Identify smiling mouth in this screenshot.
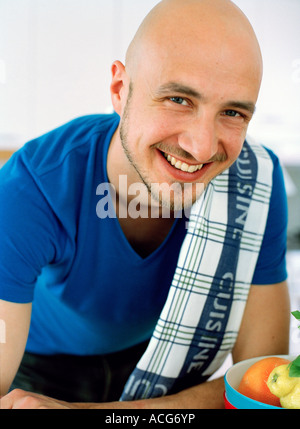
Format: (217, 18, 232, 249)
(163, 153, 204, 173)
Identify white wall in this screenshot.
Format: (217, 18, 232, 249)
(0, 0, 299, 165)
(0, 0, 160, 147)
(233, 0, 300, 164)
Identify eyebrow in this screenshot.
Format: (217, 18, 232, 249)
(223, 100, 256, 115)
(156, 82, 256, 115)
(156, 82, 203, 100)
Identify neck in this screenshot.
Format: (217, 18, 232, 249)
(106, 129, 178, 257)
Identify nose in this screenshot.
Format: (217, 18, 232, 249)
(177, 114, 218, 163)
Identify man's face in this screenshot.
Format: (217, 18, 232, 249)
(116, 32, 260, 211)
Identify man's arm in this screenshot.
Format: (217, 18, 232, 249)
(83, 280, 291, 409)
(0, 299, 31, 397)
(232, 281, 290, 362)
(0, 280, 290, 409)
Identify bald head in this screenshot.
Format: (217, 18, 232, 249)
(125, 0, 263, 86)
(108, 0, 264, 210)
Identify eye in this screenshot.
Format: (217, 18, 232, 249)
(169, 97, 189, 106)
(223, 110, 243, 118)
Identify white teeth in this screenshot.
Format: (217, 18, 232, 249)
(164, 153, 203, 173)
(187, 164, 199, 173)
(180, 162, 189, 172)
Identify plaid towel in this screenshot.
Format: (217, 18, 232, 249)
(121, 139, 273, 400)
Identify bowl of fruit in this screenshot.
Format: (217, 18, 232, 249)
(224, 311, 300, 409)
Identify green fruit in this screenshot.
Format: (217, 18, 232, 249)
(267, 364, 300, 409)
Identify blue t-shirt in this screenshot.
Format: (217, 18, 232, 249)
(0, 114, 288, 355)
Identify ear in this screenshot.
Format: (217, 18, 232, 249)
(110, 60, 128, 115)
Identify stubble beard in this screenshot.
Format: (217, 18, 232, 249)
(119, 84, 203, 214)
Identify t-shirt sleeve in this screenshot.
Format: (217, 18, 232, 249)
(251, 149, 288, 285)
(0, 153, 64, 303)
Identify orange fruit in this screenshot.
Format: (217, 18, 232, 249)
(238, 356, 291, 407)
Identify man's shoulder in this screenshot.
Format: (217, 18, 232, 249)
(20, 113, 119, 176)
(244, 135, 280, 167)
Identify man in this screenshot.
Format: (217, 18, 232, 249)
(0, 0, 290, 409)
